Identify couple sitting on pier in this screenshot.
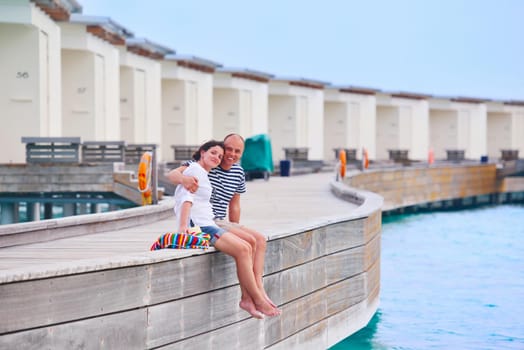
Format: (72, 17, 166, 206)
(167, 134, 281, 319)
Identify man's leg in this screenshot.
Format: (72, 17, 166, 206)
(214, 231, 279, 317)
(216, 220, 278, 308)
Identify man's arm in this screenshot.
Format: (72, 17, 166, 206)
(167, 166, 198, 192)
(228, 193, 241, 223)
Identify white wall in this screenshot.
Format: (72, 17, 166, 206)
(213, 88, 238, 138)
(60, 22, 120, 141)
(376, 95, 429, 160)
(61, 50, 95, 139)
(429, 109, 457, 159)
(513, 108, 524, 156)
(487, 103, 524, 159)
(456, 102, 487, 160)
(161, 61, 213, 161)
(119, 48, 162, 158)
(324, 101, 347, 161)
(268, 82, 324, 162)
(359, 95, 377, 160)
(487, 111, 512, 159)
(268, 95, 295, 162)
(324, 90, 377, 161)
(376, 106, 397, 160)
(429, 99, 487, 160)
(0, 1, 61, 163)
(413, 101, 430, 160)
(213, 73, 269, 138)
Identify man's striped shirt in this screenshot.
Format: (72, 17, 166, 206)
(182, 161, 246, 219)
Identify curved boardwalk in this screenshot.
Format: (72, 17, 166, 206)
(0, 171, 381, 350)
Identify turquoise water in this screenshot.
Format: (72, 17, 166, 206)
(331, 204, 524, 350)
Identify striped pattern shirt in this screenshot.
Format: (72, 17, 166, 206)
(183, 161, 246, 219)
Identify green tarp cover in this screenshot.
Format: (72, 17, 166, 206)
(241, 134, 274, 172)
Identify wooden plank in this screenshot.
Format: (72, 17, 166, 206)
(0, 309, 147, 350)
(364, 233, 381, 271)
(325, 274, 366, 315)
(264, 281, 327, 347)
(267, 319, 328, 350)
(82, 142, 125, 163)
(266, 258, 326, 306)
(0, 266, 149, 333)
(265, 229, 324, 273)
(324, 294, 379, 348)
(325, 246, 364, 284)
(324, 219, 365, 254)
(147, 285, 247, 348)
(149, 252, 239, 304)
(154, 314, 264, 350)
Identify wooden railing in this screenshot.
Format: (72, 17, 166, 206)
(171, 145, 199, 161)
(21, 137, 81, 164)
(446, 149, 465, 162)
(283, 147, 308, 161)
(82, 141, 125, 163)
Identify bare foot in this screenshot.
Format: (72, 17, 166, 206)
(263, 291, 278, 308)
(239, 300, 264, 319)
(255, 300, 280, 317)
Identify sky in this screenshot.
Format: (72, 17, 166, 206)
(80, 0, 524, 101)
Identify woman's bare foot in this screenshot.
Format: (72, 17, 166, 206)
(239, 300, 264, 319)
(255, 300, 280, 317)
(263, 291, 278, 308)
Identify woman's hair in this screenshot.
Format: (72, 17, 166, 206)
(192, 140, 225, 160)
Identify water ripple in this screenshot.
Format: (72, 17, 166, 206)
(331, 204, 524, 350)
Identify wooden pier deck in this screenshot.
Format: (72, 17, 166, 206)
(0, 171, 384, 350)
(0, 171, 358, 281)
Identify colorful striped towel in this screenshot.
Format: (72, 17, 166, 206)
(150, 227, 211, 251)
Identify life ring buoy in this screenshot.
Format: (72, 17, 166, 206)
(428, 148, 435, 165)
(339, 149, 347, 179)
(138, 151, 152, 205)
(362, 148, 369, 170)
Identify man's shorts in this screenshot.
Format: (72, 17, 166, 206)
(200, 225, 227, 246)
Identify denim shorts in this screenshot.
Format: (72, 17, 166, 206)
(200, 225, 227, 245)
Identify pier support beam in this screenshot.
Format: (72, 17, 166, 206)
(63, 203, 76, 217)
(1, 203, 19, 224)
(90, 203, 102, 214)
(44, 203, 53, 220)
(27, 203, 41, 221)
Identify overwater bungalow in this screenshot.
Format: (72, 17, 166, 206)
(60, 14, 129, 141)
(268, 77, 328, 163)
(428, 96, 487, 161)
(324, 85, 379, 161)
(486, 100, 524, 161)
(120, 37, 173, 161)
(0, 0, 75, 163)
(375, 91, 430, 161)
(213, 67, 273, 139)
(160, 54, 221, 162)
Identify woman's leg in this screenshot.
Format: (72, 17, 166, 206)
(214, 232, 279, 317)
(227, 225, 278, 308)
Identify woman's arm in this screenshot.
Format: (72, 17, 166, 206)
(178, 201, 193, 233)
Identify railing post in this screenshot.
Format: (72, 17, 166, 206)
(152, 146, 158, 205)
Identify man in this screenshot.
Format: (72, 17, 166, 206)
(167, 134, 279, 317)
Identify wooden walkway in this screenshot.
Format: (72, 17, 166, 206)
(0, 172, 358, 280)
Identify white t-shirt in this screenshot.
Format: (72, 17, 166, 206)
(173, 162, 215, 228)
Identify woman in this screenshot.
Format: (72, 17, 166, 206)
(174, 140, 280, 318)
